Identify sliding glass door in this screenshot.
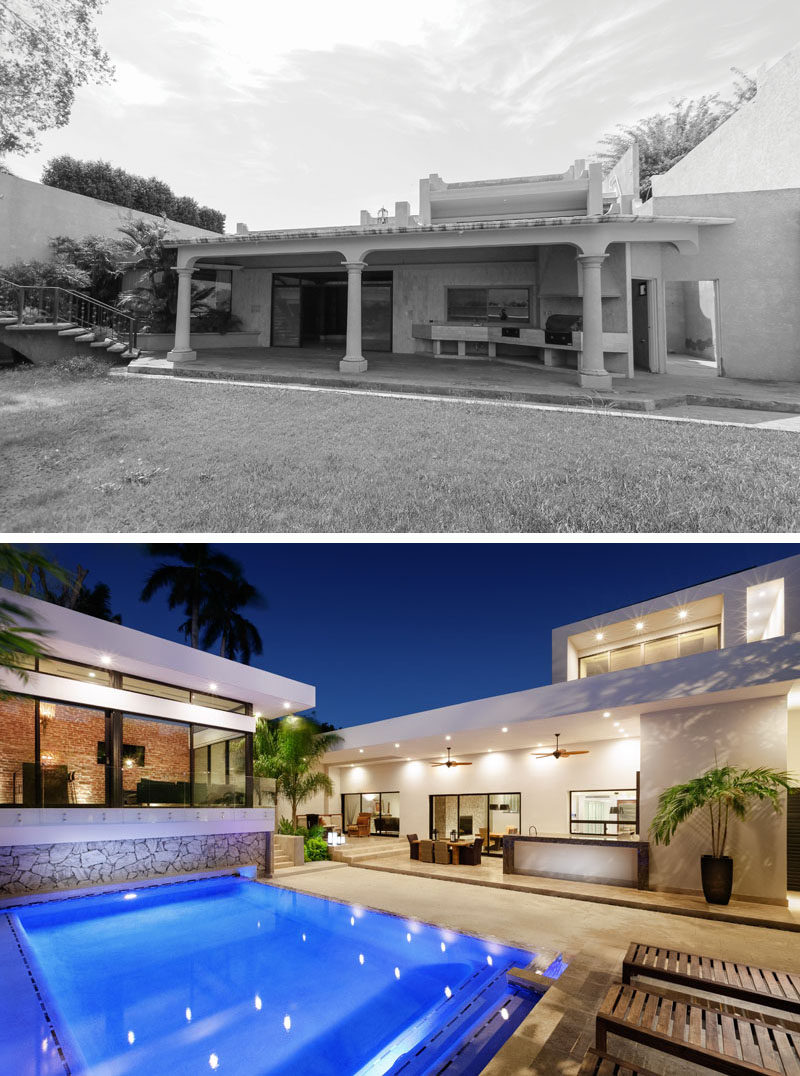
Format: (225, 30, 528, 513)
(341, 791, 401, 836)
(429, 792, 521, 856)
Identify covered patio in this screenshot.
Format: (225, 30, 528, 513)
(144, 210, 733, 392)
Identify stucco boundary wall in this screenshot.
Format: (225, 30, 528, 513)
(0, 173, 220, 265)
(0, 831, 270, 896)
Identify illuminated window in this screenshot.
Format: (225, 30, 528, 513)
(747, 579, 784, 642)
(579, 625, 720, 677)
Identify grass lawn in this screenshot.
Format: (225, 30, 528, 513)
(2, 363, 799, 533)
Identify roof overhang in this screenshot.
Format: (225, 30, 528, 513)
(0, 589, 315, 718)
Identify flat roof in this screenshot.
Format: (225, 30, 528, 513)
(169, 213, 735, 248)
(0, 589, 315, 716)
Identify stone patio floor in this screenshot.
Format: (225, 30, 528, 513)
(271, 860, 800, 1076)
(121, 346, 800, 424)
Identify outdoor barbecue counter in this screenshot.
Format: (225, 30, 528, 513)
(502, 832, 650, 890)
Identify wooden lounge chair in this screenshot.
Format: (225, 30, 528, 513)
(407, 833, 420, 860)
(596, 981, 800, 1074)
(578, 1048, 660, 1076)
(623, 943, 800, 1016)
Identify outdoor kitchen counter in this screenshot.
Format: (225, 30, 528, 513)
(503, 833, 650, 890)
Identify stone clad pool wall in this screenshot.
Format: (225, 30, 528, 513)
(0, 831, 269, 895)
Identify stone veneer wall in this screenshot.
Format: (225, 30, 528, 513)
(0, 831, 269, 895)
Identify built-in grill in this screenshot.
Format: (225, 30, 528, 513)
(545, 314, 582, 346)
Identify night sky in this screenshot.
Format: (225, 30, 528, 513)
(18, 542, 800, 729)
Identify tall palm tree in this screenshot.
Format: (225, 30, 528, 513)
(141, 544, 250, 649)
(0, 546, 66, 698)
(198, 568, 264, 663)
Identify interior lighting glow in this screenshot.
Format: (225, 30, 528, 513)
(88, 671, 96, 678)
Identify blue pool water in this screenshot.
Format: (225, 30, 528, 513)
(13, 877, 547, 1076)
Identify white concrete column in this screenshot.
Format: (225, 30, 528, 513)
(167, 266, 197, 363)
(577, 253, 611, 389)
(340, 260, 368, 373)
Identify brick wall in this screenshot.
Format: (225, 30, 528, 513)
(0, 697, 35, 804)
(40, 701, 106, 804)
(121, 716, 191, 797)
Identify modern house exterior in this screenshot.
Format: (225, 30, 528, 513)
(311, 555, 800, 907)
(0, 590, 315, 895)
(148, 40, 800, 386)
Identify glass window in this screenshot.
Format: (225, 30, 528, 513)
(121, 675, 191, 705)
(447, 287, 530, 324)
(192, 724, 247, 806)
(40, 700, 107, 806)
(679, 626, 719, 657)
(644, 636, 679, 665)
(122, 714, 191, 806)
(488, 793, 520, 852)
(39, 656, 111, 686)
(570, 789, 637, 835)
(190, 691, 247, 714)
(580, 653, 609, 678)
(0, 695, 36, 806)
(609, 644, 642, 673)
(191, 268, 233, 332)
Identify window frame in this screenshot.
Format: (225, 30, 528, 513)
(578, 623, 721, 678)
(445, 285, 533, 326)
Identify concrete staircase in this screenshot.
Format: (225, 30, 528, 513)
(330, 836, 404, 865)
(273, 847, 295, 871)
(0, 316, 141, 362)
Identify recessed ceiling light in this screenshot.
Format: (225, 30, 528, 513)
(359, 748, 364, 753)
(501, 727, 508, 733)
(100, 654, 112, 665)
(759, 590, 766, 597)
(537, 742, 543, 747)
(678, 610, 688, 620)
(635, 622, 644, 631)
(753, 611, 760, 618)
(595, 632, 604, 641)
(283, 701, 292, 709)
(209, 682, 218, 691)
(254, 711, 262, 718)
(487, 748, 493, 753)
(394, 743, 400, 748)
(603, 711, 611, 718)
(445, 735, 451, 741)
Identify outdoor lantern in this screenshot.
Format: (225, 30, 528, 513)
(432, 828, 438, 841)
(327, 831, 335, 846)
(377, 206, 389, 225)
(450, 829, 457, 842)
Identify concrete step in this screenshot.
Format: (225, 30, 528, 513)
(106, 342, 127, 354)
(0, 316, 18, 325)
(58, 326, 84, 337)
(90, 338, 114, 348)
(74, 332, 95, 343)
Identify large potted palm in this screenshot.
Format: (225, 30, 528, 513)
(650, 764, 795, 905)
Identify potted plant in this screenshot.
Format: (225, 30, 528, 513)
(650, 764, 795, 905)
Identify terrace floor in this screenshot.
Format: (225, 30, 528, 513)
(271, 861, 800, 1076)
(121, 346, 800, 426)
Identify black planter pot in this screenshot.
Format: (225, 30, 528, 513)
(701, 855, 733, 904)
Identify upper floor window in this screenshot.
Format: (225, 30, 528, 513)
(579, 624, 720, 678)
(746, 579, 784, 642)
(446, 287, 531, 324)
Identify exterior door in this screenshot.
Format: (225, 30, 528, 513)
(271, 277, 301, 347)
(631, 279, 651, 370)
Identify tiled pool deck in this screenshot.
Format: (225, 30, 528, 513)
(272, 860, 800, 1075)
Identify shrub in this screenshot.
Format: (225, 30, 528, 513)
(41, 155, 226, 233)
(304, 836, 329, 862)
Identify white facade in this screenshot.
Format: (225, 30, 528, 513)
(315, 556, 800, 906)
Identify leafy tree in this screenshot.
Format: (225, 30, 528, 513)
(0, 1, 114, 156)
(49, 234, 126, 305)
(41, 155, 226, 232)
(253, 715, 343, 829)
(0, 546, 68, 698)
(141, 543, 250, 650)
(1, 551, 121, 623)
(115, 217, 178, 332)
(650, 763, 795, 857)
(197, 567, 264, 664)
(597, 69, 757, 200)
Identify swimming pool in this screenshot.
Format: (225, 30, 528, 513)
(11, 876, 558, 1076)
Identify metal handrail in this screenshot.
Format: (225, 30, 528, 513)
(0, 277, 138, 353)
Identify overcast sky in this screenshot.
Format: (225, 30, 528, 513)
(10, 0, 800, 229)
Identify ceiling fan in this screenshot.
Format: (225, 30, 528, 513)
(531, 733, 589, 760)
(431, 746, 472, 768)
